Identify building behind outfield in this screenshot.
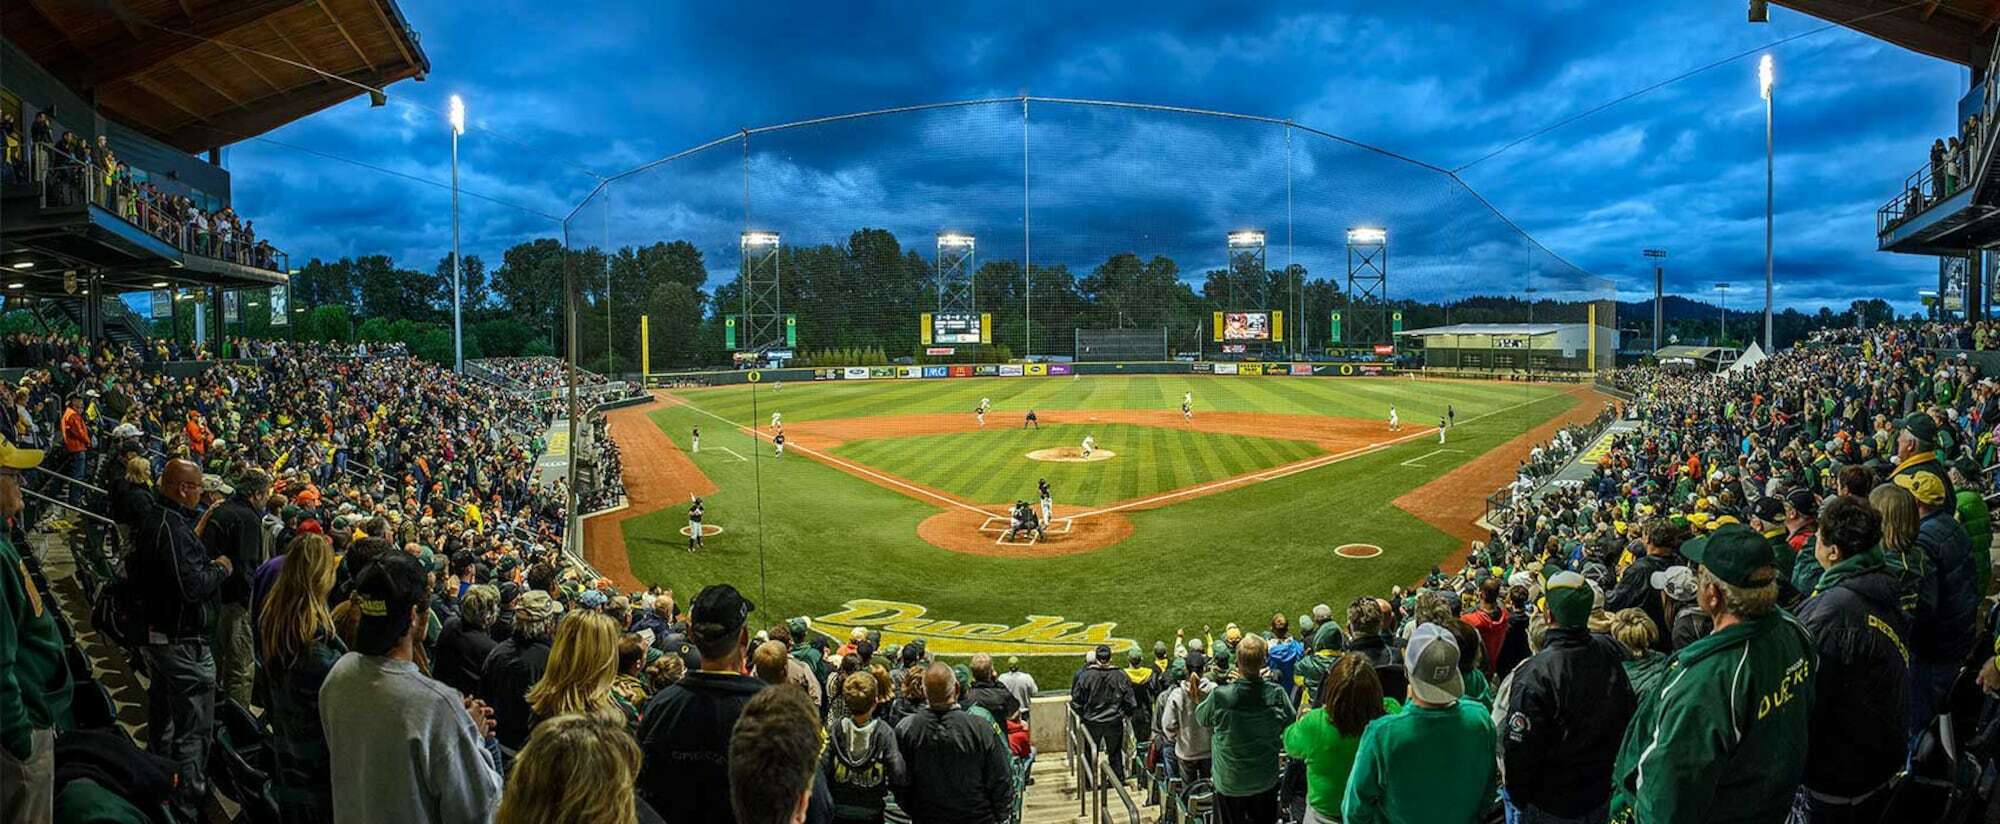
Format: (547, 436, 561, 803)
(1396, 323, 1617, 373)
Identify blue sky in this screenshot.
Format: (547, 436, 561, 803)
(223, 0, 1967, 312)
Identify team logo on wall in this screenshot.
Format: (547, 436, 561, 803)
(811, 599, 1138, 657)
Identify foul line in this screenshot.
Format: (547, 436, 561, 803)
(660, 395, 1003, 519)
(1399, 448, 1466, 467)
(715, 446, 750, 462)
(1069, 392, 1573, 520)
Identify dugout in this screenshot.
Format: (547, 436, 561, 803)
(1397, 323, 1615, 373)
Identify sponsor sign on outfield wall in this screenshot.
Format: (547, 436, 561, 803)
(1213, 363, 1240, 374)
(922, 366, 949, 378)
(1290, 363, 1313, 375)
(974, 364, 1000, 377)
(1049, 363, 1074, 376)
(899, 366, 922, 379)
(1025, 363, 1048, 376)
(1189, 363, 1214, 374)
(998, 364, 1025, 376)
(1237, 362, 1265, 376)
(843, 367, 872, 380)
(870, 366, 895, 378)
(950, 365, 973, 377)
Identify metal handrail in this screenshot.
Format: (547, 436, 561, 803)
(21, 487, 116, 526)
(33, 465, 107, 496)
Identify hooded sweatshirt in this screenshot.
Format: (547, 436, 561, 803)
(823, 715, 907, 822)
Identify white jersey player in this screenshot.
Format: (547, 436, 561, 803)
(1081, 434, 1097, 458)
(1388, 406, 1400, 432)
(977, 397, 991, 427)
(770, 411, 782, 429)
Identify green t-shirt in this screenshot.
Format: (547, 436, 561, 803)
(1193, 675, 1294, 796)
(1342, 700, 1497, 824)
(1282, 697, 1402, 818)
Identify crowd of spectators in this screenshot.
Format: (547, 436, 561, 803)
(475, 357, 610, 392)
(1888, 111, 1986, 228)
(2, 111, 282, 271)
(16, 316, 2000, 824)
(579, 414, 627, 514)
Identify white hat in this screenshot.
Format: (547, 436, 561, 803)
(111, 423, 142, 439)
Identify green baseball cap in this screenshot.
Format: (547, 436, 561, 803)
(1901, 412, 1938, 445)
(1543, 568, 1593, 628)
(1680, 523, 1777, 588)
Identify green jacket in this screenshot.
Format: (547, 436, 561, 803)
(0, 534, 72, 759)
(1956, 489, 1993, 599)
(1611, 610, 1815, 824)
(1282, 697, 1401, 819)
(1342, 700, 1497, 824)
(1193, 674, 1293, 796)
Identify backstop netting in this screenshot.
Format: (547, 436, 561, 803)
(557, 97, 1617, 649)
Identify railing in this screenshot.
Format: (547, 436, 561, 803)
(1064, 706, 1142, 824)
(28, 144, 289, 274)
(1878, 31, 2000, 237)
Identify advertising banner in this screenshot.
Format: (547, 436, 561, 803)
(1372, 344, 1395, 355)
(899, 366, 921, 379)
(974, 364, 1000, 377)
(1048, 363, 1074, 376)
(922, 366, 949, 378)
(949, 365, 973, 377)
(1238, 362, 1264, 375)
(1214, 363, 1240, 375)
(997, 364, 1025, 376)
(1189, 362, 1214, 374)
(1290, 363, 1313, 375)
(270, 285, 288, 326)
(870, 366, 895, 378)
(1222, 344, 1247, 354)
(925, 347, 956, 356)
(815, 368, 837, 381)
(843, 367, 871, 380)
(1222, 312, 1272, 341)
(1025, 363, 1048, 376)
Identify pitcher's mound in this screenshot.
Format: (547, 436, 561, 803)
(1026, 447, 1117, 463)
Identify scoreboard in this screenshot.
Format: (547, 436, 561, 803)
(921, 311, 991, 345)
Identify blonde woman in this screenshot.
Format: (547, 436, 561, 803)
(525, 612, 626, 732)
(255, 533, 344, 824)
(1870, 483, 1927, 618)
(1608, 608, 1667, 698)
(496, 714, 646, 824)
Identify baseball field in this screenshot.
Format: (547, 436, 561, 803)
(582, 373, 1606, 683)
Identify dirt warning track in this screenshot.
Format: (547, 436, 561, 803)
(581, 400, 716, 590)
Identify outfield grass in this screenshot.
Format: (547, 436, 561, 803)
(620, 375, 1573, 685)
(674, 373, 1555, 426)
(832, 422, 1323, 506)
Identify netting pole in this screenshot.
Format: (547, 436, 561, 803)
(740, 127, 769, 615)
(1286, 122, 1296, 356)
(603, 186, 612, 376)
(1022, 96, 1032, 360)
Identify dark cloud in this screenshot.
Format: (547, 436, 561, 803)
(232, 1, 1959, 313)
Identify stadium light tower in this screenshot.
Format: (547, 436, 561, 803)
(1760, 54, 1775, 352)
(937, 232, 975, 316)
(1227, 230, 1268, 315)
(1345, 228, 1388, 348)
(1643, 249, 1667, 353)
(740, 231, 783, 352)
(448, 94, 465, 373)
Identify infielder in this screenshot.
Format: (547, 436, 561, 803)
(976, 397, 991, 427)
(1438, 417, 1447, 444)
(1447, 404, 1456, 428)
(1388, 405, 1400, 432)
(1081, 434, 1096, 458)
(1025, 408, 1039, 429)
(770, 411, 782, 429)
(687, 496, 705, 551)
(1038, 478, 1053, 525)
(1181, 395, 1193, 423)
(773, 429, 786, 459)
(691, 426, 700, 453)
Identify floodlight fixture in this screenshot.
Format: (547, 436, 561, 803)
(1758, 54, 1774, 101)
(448, 94, 466, 136)
(1227, 230, 1266, 247)
(9, 261, 32, 269)
(5, 283, 21, 290)
(1346, 227, 1387, 244)
(151, 281, 169, 288)
(937, 232, 975, 248)
(741, 231, 782, 248)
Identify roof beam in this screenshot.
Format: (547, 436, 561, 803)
(1983, 0, 2000, 32)
(48, 0, 310, 91)
(362, 0, 418, 71)
(180, 62, 247, 108)
(1773, 0, 1977, 65)
(1923, 0, 1946, 21)
(314, 0, 376, 73)
(130, 74, 208, 124)
(265, 18, 328, 87)
(21, 0, 84, 52)
(224, 44, 286, 95)
(160, 67, 412, 150)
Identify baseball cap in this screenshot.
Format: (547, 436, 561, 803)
(578, 589, 609, 610)
(1901, 412, 1939, 445)
(787, 616, 810, 639)
(516, 590, 560, 622)
(689, 584, 755, 643)
(1681, 523, 1777, 588)
(1007, 655, 1021, 669)
(0, 438, 44, 470)
(853, 639, 876, 663)
(1752, 496, 1785, 523)
(1784, 488, 1816, 517)
(111, 422, 142, 439)
(352, 553, 429, 656)
(1895, 470, 1948, 506)
(1094, 643, 1112, 663)
(1650, 565, 1698, 601)
(202, 474, 235, 496)
(1543, 570, 1594, 628)
(1405, 623, 1465, 704)
(1184, 650, 1209, 677)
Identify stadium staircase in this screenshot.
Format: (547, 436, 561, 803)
(39, 294, 153, 350)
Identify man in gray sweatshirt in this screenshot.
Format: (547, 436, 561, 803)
(321, 552, 503, 824)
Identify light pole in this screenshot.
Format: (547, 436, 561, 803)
(449, 94, 465, 373)
(1760, 54, 1775, 352)
(1715, 282, 1729, 345)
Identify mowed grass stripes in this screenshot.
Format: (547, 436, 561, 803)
(674, 374, 1561, 426)
(829, 423, 1321, 507)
